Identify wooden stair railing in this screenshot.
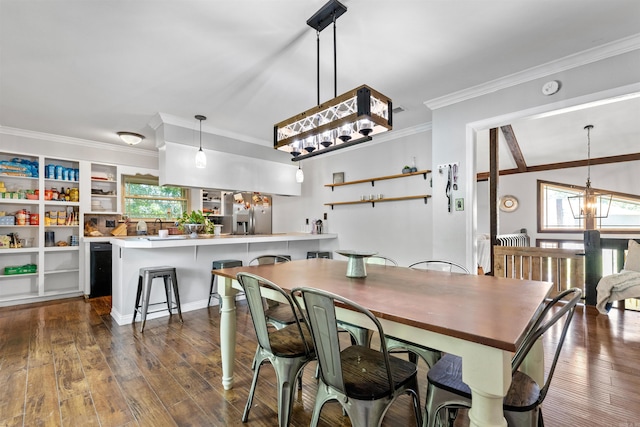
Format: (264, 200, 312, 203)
(493, 246, 585, 299)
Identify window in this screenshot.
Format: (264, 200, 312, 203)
(538, 180, 640, 233)
(122, 175, 188, 220)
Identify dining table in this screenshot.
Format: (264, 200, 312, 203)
(212, 257, 552, 427)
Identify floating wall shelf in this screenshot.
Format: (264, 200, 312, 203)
(324, 169, 431, 191)
(325, 195, 431, 209)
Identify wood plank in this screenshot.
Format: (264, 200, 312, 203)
(324, 169, 430, 187)
(24, 363, 61, 427)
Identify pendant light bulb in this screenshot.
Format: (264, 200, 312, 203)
(195, 115, 207, 169)
(296, 164, 304, 183)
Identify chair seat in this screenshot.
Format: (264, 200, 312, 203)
(265, 302, 304, 326)
(427, 354, 540, 411)
(268, 323, 314, 357)
(341, 345, 418, 400)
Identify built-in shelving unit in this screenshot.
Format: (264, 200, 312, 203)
(324, 169, 432, 209)
(89, 163, 119, 214)
(0, 151, 83, 305)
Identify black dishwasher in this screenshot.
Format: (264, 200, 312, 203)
(90, 242, 112, 297)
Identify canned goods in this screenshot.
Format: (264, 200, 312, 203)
(30, 213, 39, 225)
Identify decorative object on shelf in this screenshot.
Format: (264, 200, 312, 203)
(402, 166, 411, 174)
(195, 115, 207, 169)
(335, 250, 377, 278)
(332, 172, 344, 184)
(117, 131, 145, 146)
(273, 0, 392, 161)
(567, 125, 612, 230)
(499, 195, 519, 212)
(295, 163, 304, 183)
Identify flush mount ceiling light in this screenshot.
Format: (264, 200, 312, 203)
(567, 125, 612, 230)
(274, 0, 392, 161)
(195, 115, 207, 169)
(117, 131, 145, 145)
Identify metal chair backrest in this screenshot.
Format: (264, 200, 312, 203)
(294, 287, 394, 396)
(511, 287, 581, 403)
(366, 255, 398, 266)
(249, 255, 291, 266)
(237, 272, 309, 355)
(408, 260, 469, 274)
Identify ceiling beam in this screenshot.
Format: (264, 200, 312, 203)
(500, 125, 527, 172)
(477, 152, 640, 181)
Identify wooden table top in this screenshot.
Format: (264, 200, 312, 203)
(213, 258, 552, 352)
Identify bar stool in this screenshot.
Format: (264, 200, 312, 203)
(209, 259, 243, 311)
(307, 251, 331, 259)
(133, 266, 183, 333)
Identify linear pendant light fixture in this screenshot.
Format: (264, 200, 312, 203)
(567, 125, 612, 230)
(195, 115, 207, 169)
(274, 0, 392, 161)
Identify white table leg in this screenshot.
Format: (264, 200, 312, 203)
(219, 276, 238, 390)
(519, 337, 544, 385)
(462, 346, 511, 427)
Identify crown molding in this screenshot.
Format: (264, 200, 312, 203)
(425, 33, 640, 110)
(0, 126, 158, 157)
(151, 112, 270, 147)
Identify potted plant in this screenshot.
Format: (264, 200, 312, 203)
(177, 210, 210, 238)
(402, 165, 412, 174)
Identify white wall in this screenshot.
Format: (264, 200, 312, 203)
(273, 126, 433, 266)
(432, 50, 640, 271)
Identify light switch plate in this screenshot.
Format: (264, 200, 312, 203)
(455, 198, 464, 211)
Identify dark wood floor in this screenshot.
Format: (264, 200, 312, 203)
(1, 297, 639, 426)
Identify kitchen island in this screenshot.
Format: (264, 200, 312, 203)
(109, 233, 337, 325)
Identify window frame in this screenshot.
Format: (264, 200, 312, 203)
(537, 179, 640, 234)
(121, 174, 189, 221)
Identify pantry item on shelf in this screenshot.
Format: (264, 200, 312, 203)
(0, 235, 12, 249)
(91, 171, 109, 180)
(56, 240, 68, 246)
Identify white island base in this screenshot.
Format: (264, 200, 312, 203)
(109, 233, 337, 325)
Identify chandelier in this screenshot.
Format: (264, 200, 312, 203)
(274, 0, 392, 161)
(567, 125, 612, 230)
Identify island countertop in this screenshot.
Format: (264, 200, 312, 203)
(108, 232, 337, 248)
(108, 232, 338, 325)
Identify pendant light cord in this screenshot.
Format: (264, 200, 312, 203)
(333, 13, 337, 98)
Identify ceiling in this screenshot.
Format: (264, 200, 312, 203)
(1, 0, 639, 172)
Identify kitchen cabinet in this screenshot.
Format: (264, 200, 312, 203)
(324, 169, 431, 208)
(0, 151, 82, 305)
(201, 189, 225, 217)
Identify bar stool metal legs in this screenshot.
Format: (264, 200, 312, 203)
(133, 266, 183, 332)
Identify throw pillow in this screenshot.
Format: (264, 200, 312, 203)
(623, 239, 640, 272)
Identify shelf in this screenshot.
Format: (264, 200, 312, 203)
(44, 246, 80, 252)
(325, 169, 431, 190)
(0, 224, 39, 228)
(325, 195, 431, 209)
(0, 174, 38, 181)
(0, 272, 38, 280)
(0, 198, 40, 205)
(44, 268, 80, 275)
(0, 248, 39, 254)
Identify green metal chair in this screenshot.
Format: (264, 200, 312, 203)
(294, 286, 422, 427)
(236, 272, 314, 427)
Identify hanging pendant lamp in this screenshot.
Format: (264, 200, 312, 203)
(567, 125, 612, 230)
(296, 163, 304, 183)
(273, 0, 392, 161)
(195, 115, 207, 169)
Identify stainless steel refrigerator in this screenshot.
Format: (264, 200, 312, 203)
(225, 192, 272, 235)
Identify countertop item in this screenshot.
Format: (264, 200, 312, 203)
(335, 250, 377, 278)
